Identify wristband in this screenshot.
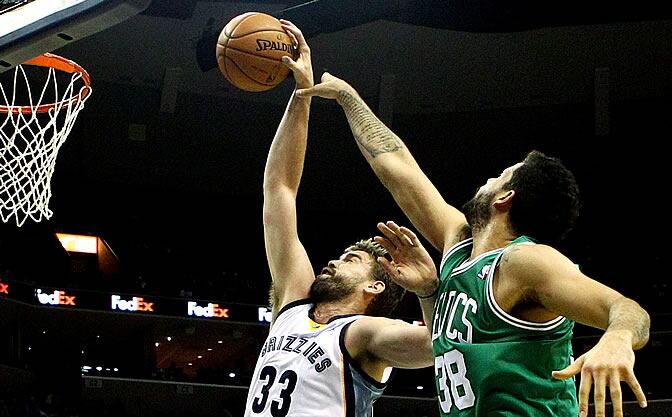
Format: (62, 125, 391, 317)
(417, 286, 439, 299)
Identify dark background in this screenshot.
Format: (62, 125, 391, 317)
(1, 1, 671, 416)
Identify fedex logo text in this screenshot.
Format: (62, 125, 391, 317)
(257, 307, 272, 323)
(111, 295, 154, 312)
(187, 302, 228, 318)
(0, 283, 8, 295)
(36, 289, 76, 306)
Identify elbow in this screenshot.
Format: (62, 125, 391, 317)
(422, 340, 434, 367)
(262, 179, 295, 200)
(262, 186, 296, 225)
(634, 308, 651, 350)
(374, 163, 402, 190)
(263, 173, 298, 198)
(628, 298, 651, 350)
(262, 173, 282, 195)
(414, 329, 435, 368)
(419, 351, 434, 368)
(610, 297, 652, 351)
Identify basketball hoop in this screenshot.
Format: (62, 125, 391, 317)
(0, 53, 92, 227)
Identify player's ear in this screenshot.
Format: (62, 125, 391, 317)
(493, 189, 515, 212)
(365, 280, 385, 295)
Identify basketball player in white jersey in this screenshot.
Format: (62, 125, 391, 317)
(244, 20, 436, 417)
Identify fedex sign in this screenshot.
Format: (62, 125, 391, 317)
(36, 289, 76, 306)
(0, 282, 8, 295)
(187, 301, 228, 318)
(257, 307, 272, 324)
(111, 295, 154, 312)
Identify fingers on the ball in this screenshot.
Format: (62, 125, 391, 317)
(291, 24, 306, 44)
(280, 21, 306, 48)
(281, 56, 296, 69)
(282, 25, 299, 45)
(280, 22, 298, 40)
(279, 19, 296, 31)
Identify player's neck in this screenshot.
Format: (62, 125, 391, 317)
(312, 299, 364, 324)
(470, 218, 516, 259)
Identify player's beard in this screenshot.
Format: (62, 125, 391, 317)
(310, 272, 358, 304)
(462, 190, 495, 233)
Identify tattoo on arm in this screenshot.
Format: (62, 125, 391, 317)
(500, 245, 520, 265)
(338, 90, 403, 157)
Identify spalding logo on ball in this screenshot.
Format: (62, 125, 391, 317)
(216, 12, 298, 92)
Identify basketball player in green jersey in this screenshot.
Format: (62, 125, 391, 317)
(297, 74, 651, 417)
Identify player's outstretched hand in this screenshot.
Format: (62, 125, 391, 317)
(374, 221, 438, 298)
(552, 331, 647, 417)
(295, 72, 355, 104)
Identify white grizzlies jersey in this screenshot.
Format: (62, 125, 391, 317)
(244, 300, 390, 417)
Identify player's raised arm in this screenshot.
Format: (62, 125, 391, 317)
(296, 73, 468, 254)
(262, 20, 315, 319)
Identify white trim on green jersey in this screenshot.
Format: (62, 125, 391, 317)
(484, 243, 567, 331)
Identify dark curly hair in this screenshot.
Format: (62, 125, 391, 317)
(346, 238, 406, 317)
(505, 150, 581, 245)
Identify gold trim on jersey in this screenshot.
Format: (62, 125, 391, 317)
(309, 318, 327, 331)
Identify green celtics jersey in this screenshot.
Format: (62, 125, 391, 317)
(430, 236, 577, 417)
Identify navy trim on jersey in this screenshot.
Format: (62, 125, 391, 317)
(339, 321, 387, 390)
(327, 313, 361, 324)
(306, 306, 361, 325)
(339, 324, 357, 417)
(276, 298, 312, 319)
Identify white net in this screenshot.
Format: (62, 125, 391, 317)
(0, 54, 91, 227)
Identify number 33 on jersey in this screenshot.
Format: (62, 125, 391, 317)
(244, 300, 391, 417)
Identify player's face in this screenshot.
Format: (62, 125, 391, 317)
(310, 250, 375, 303)
(462, 162, 522, 229)
(476, 162, 523, 197)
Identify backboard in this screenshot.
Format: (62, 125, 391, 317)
(0, 0, 152, 73)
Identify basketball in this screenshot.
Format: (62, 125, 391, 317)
(216, 12, 297, 92)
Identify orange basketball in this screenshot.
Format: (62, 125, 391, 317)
(216, 12, 297, 92)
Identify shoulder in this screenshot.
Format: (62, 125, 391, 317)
(498, 242, 575, 286)
(500, 242, 563, 267)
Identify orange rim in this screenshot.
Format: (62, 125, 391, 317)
(0, 53, 91, 114)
